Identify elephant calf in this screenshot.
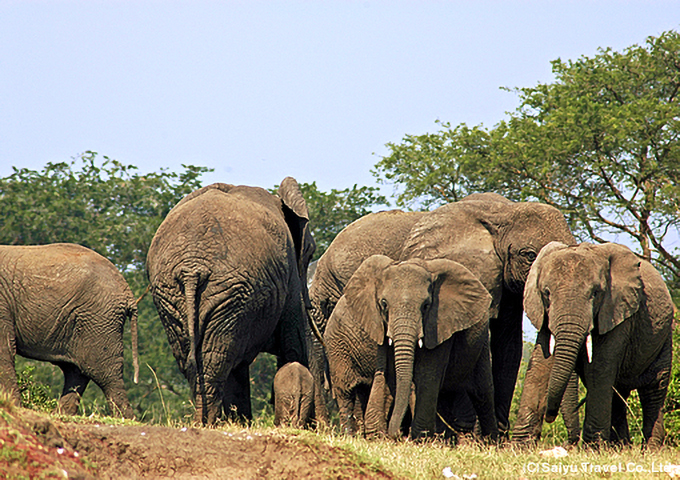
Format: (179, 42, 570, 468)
(326, 254, 498, 441)
(273, 361, 314, 428)
(520, 242, 674, 447)
(0, 243, 139, 417)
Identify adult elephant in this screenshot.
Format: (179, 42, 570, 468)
(0, 243, 139, 417)
(520, 242, 674, 447)
(146, 179, 315, 424)
(310, 193, 575, 433)
(309, 209, 426, 423)
(326, 255, 497, 440)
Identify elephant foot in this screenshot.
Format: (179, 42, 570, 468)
(56, 394, 80, 416)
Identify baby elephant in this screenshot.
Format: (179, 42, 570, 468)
(326, 255, 496, 441)
(273, 362, 314, 428)
(522, 242, 674, 447)
(0, 243, 139, 417)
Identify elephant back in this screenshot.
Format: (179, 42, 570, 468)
(148, 186, 295, 285)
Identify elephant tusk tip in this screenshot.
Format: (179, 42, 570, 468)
(549, 335, 555, 355)
(418, 338, 423, 349)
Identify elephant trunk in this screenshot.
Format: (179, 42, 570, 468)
(546, 320, 586, 423)
(388, 331, 417, 439)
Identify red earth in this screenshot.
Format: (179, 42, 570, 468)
(0, 406, 397, 479)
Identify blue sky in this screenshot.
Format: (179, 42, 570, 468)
(2, 1, 679, 197)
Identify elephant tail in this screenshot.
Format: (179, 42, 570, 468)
(128, 303, 140, 384)
(180, 268, 208, 386)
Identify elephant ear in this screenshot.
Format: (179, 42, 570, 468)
(278, 177, 316, 275)
(344, 255, 395, 345)
(524, 242, 570, 331)
(422, 259, 492, 349)
(597, 243, 643, 334)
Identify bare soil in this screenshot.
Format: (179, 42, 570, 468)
(0, 407, 396, 479)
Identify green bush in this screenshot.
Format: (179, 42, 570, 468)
(17, 365, 58, 413)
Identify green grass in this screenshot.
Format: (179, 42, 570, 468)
(218, 423, 679, 480)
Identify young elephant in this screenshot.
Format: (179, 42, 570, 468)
(325, 254, 497, 441)
(0, 243, 139, 417)
(522, 242, 674, 447)
(273, 362, 314, 428)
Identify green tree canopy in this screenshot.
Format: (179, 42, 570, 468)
(0, 151, 210, 275)
(374, 30, 680, 288)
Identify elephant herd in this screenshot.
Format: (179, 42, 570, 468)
(0, 177, 673, 449)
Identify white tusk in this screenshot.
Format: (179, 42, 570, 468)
(549, 335, 555, 355)
(388, 337, 393, 346)
(418, 339, 423, 349)
(586, 335, 592, 363)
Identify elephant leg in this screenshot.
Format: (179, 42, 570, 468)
(610, 387, 630, 446)
(301, 390, 314, 428)
(489, 294, 523, 436)
(512, 343, 552, 444)
(436, 391, 474, 442)
(582, 380, 615, 446)
(335, 387, 358, 435)
(411, 345, 451, 440)
(364, 372, 391, 437)
(353, 383, 372, 435)
(56, 363, 89, 416)
(467, 350, 498, 441)
(220, 362, 251, 422)
(638, 337, 672, 448)
(441, 391, 477, 433)
(308, 336, 329, 425)
(638, 383, 668, 448)
(81, 346, 134, 419)
(0, 322, 20, 405)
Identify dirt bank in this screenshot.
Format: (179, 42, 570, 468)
(0, 406, 396, 479)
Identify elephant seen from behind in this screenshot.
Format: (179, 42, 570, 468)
(273, 361, 314, 428)
(520, 241, 673, 447)
(325, 254, 498, 441)
(146, 178, 315, 425)
(0, 243, 139, 417)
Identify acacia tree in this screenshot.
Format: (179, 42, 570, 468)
(374, 30, 680, 288)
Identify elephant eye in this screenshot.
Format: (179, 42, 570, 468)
(379, 298, 388, 312)
(521, 249, 537, 262)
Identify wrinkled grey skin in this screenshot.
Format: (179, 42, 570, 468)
(310, 193, 575, 433)
(326, 255, 497, 440)
(309, 209, 426, 424)
(522, 242, 673, 447)
(146, 178, 315, 424)
(512, 344, 581, 445)
(0, 244, 139, 418)
(324, 295, 380, 436)
(273, 361, 314, 428)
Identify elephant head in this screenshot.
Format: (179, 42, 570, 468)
(494, 203, 577, 294)
(524, 242, 643, 422)
(343, 254, 492, 438)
